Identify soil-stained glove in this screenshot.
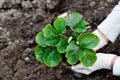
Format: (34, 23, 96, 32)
(71, 53, 116, 75)
(97, 1, 120, 43)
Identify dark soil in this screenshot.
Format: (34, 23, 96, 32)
(0, 0, 120, 80)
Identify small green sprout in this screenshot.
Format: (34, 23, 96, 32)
(35, 12, 100, 67)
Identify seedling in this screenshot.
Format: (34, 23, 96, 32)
(35, 12, 100, 67)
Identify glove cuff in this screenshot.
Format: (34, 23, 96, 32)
(113, 57, 120, 76)
(92, 30, 108, 51)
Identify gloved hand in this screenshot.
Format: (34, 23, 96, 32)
(57, 2, 120, 75)
(97, 1, 120, 43)
(71, 1, 120, 75)
(71, 53, 117, 75)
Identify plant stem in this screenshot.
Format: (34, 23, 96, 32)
(59, 34, 68, 40)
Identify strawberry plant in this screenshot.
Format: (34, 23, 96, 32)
(35, 12, 100, 67)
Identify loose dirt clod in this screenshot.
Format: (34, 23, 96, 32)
(24, 57, 30, 63)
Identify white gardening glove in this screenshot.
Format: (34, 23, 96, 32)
(71, 53, 117, 75)
(113, 57, 120, 76)
(97, 1, 120, 43)
(93, 1, 120, 50)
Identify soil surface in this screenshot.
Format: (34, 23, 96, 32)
(0, 0, 120, 80)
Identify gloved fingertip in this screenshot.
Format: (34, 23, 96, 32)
(71, 66, 75, 70)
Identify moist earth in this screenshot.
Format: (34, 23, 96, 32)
(0, 0, 120, 80)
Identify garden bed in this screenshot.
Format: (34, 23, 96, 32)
(0, 0, 120, 80)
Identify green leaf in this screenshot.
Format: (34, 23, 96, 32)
(54, 17, 66, 34)
(66, 12, 83, 28)
(72, 25, 87, 32)
(43, 49, 62, 67)
(46, 33, 60, 46)
(35, 32, 47, 47)
(77, 33, 100, 49)
(72, 20, 89, 32)
(66, 50, 79, 65)
(57, 38, 68, 53)
(66, 41, 79, 51)
(43, 24, 56, 37)
(79, 49, 97, 67)
(66, 41, 79, 65)
(35, 46, 45, 62)
(80, 20, 89, 26)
